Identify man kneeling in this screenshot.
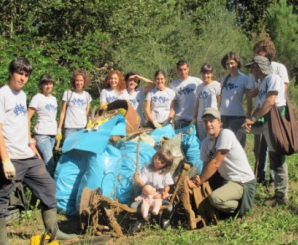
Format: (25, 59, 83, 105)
(189, 108, 256, 216)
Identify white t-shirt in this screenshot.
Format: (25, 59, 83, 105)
(251, 61, 289, 109)
(140, 165, 174, 193)
(145, 87, 175, 124)
(0, 85, 35, 159)
(100, 88, 129, 103)
(220, 72, 254, 116)
(195, 81, 221, 121)
(271, 61, 289, 84)
(128, 87, 146, 125)
(169, 76, 203, 121)
(62, 90, 92, 128)
(257, 73, 286, 108)
(200, 129, 255, 183)
(29, 93, 58, 135)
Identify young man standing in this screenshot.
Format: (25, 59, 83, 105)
(169, 60, 202, 129)
(0, 57, 76, 244)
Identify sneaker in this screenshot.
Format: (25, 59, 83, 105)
(264, 196, 288, 206)
(131, 220, 144, 233)
(162, 218, 171, 230)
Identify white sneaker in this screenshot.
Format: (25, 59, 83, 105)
(162, 218, 171, 230)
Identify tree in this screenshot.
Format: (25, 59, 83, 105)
(266, 0, 298, 83)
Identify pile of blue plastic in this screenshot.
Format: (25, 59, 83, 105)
(54, 114, 203, 215)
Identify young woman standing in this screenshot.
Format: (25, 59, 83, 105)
(100, 70, 129, 109)
(57, 70, 92, 140)
(193, 64, 221, 141)
(125, 72, 155, 125)
(145, 70, 175, 129)
(28, 74, 57, 175)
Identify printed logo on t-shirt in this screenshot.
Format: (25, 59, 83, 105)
(129, 98, 140, 105)
(152, 96, 170, 103)
(14, 104, 27, 116)
(258, 89, 266, 100)
(223, 83, 238, 91)
(199, 90, 213, 99)
(70, 98, 87, 106)
(107, 96, 119, 103)
(45, 104, 57, 111)
(178, 86, 195, 95)
(208, 148, 216, 159)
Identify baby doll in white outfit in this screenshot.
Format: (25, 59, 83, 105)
(134, 185, 163, 219)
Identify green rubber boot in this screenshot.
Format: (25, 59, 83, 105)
(41, 207, 77, 242)
(0, 218, 9, 245)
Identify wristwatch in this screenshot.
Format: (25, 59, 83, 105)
(251, 117, 256, 122)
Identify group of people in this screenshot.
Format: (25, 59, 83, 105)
(0, 38, 290, 243)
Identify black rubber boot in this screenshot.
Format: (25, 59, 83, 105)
(41, 206, 77, 242)
(0, 218, 9, 245)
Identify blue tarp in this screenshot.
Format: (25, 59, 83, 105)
(55, 120, 202, 215)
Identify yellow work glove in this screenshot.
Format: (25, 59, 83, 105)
(2, 158, 16, 180)
(86, 119, 93, 130)
(101, 103, 108, 110)
(56, 128, 62, 140)
(117, 108, 127, 116)
(153, 121, 162, 128)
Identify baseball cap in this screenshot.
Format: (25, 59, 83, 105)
(202, 107, 221, 120)
(244, 56, 273, 75)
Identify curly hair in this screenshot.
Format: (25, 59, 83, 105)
(148, 148, 174, 174)
(70, 70, 91, 89)
(221, 51, 242, 70)
(253, 39, 276, 62)
(104, 70, 126, 92)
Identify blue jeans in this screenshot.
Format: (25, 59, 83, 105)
(35, 135, 55, 176)
(174, 119, 191, 129)
(64, 128, 84, 139)
(223, 116, 246, 148)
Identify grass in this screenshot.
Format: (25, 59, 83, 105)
(7, 134, 298, 245)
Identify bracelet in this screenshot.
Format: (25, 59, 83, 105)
(28, 139, 35, 145)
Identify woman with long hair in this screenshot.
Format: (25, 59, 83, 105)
(57, 70, 92, 140)
(219, 51, 254, 147)
(145, 70, 175, 129)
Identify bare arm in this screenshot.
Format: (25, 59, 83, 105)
(57, 101, 67, 129)
(242, 92, 277, 132)
(134, 75, 155, 94)
(245, 89, 253, 118)
(134, 172, 145, 187)
(145, 100, 155, 124)
(199, 149, 228, 183)
(216, 95, 221, 110)
(27, 107, 36, 140)
(193, 98, 199, 120)
(246, 87, 259, 99)
(168, 100, 175, 121)
(253, 92, 277, 120)
(86, 102, 91, 119)
(189, 150, 228, 188)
